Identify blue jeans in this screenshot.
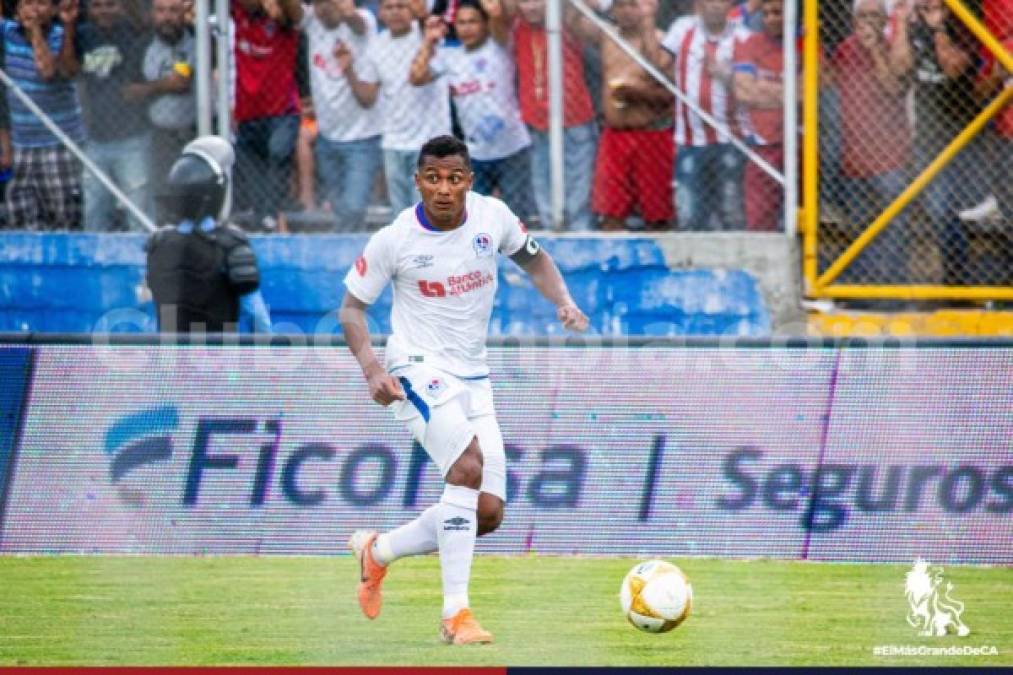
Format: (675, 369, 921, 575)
(529, 122, 596, 231)
(316, 134, 381, 231)
(675, 143, 745, 231)
(819, 87, 844, 210)
(383, 148, 420, 216)
(915, 137, 986, 285)
(997, 137, 1012, 220)
(83, 133, 152, 232)
(235, 115, 300, 220)
(472, 146, 535, 221)
(840, 169, 909, 284)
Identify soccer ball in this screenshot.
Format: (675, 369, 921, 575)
(619, 559, 693, 633)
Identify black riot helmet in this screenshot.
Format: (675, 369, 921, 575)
(157, 136, 234, 224)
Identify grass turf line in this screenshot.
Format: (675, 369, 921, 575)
(0, 555, 1009, 666)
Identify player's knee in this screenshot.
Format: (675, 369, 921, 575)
(477, 495, 504, 536)
(445, 437, 483, 490)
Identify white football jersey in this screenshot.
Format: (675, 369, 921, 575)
(344, 191, 529, 378)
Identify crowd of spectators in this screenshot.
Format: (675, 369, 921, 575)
(0, 0, 1007, 270)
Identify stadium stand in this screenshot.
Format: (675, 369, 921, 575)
(0, 232, 772, 335)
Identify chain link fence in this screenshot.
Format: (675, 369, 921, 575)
(815, 0, 1012, 291)
(0, 0, 801, 236)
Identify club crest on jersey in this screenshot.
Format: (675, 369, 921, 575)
(355, 255, 367, 276)
(473, 233, 493, 257)
(426, 378, 446, 397)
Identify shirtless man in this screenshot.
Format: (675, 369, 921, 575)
(591, 0, 675, 231)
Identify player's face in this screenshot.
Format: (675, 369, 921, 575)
(455, 7, 488, 48)
(415, 154, 473, 227)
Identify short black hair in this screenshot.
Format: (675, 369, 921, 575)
(417, 135, 471, 170)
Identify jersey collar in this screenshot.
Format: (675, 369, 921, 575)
(415, 202, 468, 232)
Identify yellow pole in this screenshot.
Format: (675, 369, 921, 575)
(815, 85, 1013, 288)
(802, 0, 820, 294)
(942, 0, 1013, 73)
(817, 285, 1013, 300)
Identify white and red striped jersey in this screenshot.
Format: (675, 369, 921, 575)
(661, 16, 741, 147)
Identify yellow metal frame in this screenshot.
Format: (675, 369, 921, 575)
(802, 0, 1013, 301)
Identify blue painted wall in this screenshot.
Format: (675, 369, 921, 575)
(0, 233, 770, 335)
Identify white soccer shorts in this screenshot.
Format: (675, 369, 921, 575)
(389, 364, 507, 501)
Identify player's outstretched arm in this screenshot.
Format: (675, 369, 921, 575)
(339, 292, 405, 406)
(516, 249, 589, 332)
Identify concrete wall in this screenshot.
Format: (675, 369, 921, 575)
(653, 232, 804, 333)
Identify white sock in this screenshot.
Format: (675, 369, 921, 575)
(372, 504, 440, 565)
(437, 483, 479, 619)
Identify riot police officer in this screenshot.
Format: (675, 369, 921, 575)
(146, 136, 271, 333)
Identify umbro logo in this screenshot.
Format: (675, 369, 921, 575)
(443, 516, 471, 531)
(411, 254, 435, 269)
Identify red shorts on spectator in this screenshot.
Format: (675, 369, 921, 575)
(592, 127, 675, 223)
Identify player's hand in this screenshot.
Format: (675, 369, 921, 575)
(557, 303, 589, 332)
(367, 371, 406, 406)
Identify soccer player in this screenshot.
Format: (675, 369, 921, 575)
(339, 134, 589, 645)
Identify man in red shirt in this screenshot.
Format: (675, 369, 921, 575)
(830, 0, 912, 283)
(509, 0, 599, 230)
(732, 0, 793, 231)
(232, 0, 302, 230)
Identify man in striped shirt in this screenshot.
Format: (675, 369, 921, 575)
(644, 0, 746, 231)
(1, 0, 85, 230)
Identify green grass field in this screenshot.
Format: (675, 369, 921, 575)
(0, 555, 1009, 667)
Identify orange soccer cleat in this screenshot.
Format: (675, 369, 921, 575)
(349, 530, 387, 620)
(439, 608, 494, 645)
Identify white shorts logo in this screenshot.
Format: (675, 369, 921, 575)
(905, 558, 970, 637)
(426, 378, 446, 397)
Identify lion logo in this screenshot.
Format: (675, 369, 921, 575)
(905, 558, 970, 637)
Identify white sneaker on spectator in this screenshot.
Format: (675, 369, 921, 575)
(959, 194, 999, 222)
